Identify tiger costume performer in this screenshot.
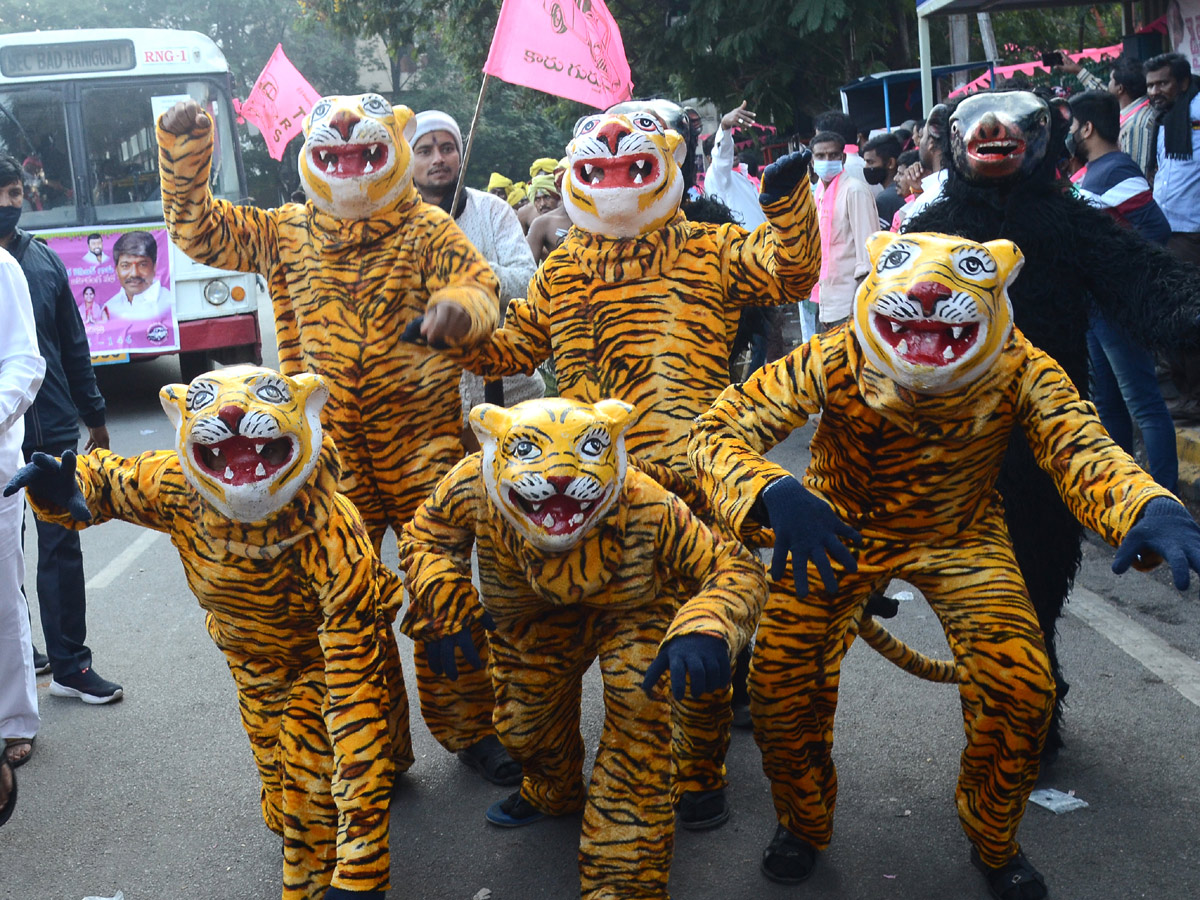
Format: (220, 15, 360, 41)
(398, 397, 767, 900)
(688, 232, 1200, 900)
(428, 109, 820, 823)
(6, 366, 408, 900)
(156, 95, 511, 781)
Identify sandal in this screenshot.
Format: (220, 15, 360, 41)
(485, 789, 545, 828)
(761, 822, 818, 884)
(971, 846, 1048, 900)
(0, 754, 16, 827)
(3, 737, 33, 769)
(457, 734, 523, 787)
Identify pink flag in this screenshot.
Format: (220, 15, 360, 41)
(484, 0, 634, 109)
(237, 45, 323, 160)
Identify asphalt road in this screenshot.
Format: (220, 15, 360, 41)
(3, 313, 1199, 900)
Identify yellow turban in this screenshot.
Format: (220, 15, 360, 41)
(529, 173, 559, 198)
(487, 172, 513, 193)
(556, 157, 569, 172)
(529, 157, 558, 178)
(506, 181, 528, 206)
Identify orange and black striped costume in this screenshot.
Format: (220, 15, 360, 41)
(399, 398, 766, 899)
(444, 113, 820, 800)
(689, 323, 1173, 871)
(30, 433, 406, 900)
(157, 96, 502, 757)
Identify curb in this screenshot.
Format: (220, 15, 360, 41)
(1176, 425, 1200, 503)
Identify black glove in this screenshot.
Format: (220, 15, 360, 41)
(398, 315, 447, 350)
(3, 450, 91, 522)
(324, 887, 384, 900)
(761, 476, 860, 599)
(423, 625, 484, 681)
(1113, 496, 1200, 592)
(759, 148, 813, 206)
(641, 634, 731, 700)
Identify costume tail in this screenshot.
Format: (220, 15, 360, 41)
(856, 616, 959, 684)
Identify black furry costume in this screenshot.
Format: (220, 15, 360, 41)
(905, 90, 1200, 758)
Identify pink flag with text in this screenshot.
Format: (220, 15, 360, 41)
(484, 0, 634, 109)
(235, 45, 323, 160)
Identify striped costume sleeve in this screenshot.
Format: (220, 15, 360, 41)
(444, 266, 552, 378)
(397, 455, 488, 641)
(1016, 344, 1176, 544)
(313, 496, 396, 887)
(720, 180, 821, 307)
(27, 449, 185, 534)
(689, 339, 827, 539)
(157, 120, 282, 277)
(416, 208, 502, 348)
(652, 479, 767, 655)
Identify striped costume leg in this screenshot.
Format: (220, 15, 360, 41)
(905, 514, 1054, 868)
(414, 615, 499, 752)
(377, 615, 414, 773)
(221, 639, 287, 837)
(581, 608, 674, 900)
(488, 607, 592, 815)
(277, 666, 339, 900)
(666, 578, 733, 801)
(749, 562, 878, 848)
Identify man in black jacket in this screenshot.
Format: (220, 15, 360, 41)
(0, 155, 121, 705)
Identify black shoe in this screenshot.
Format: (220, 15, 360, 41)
(49, 667, 123, 705)
(761, 823, 818, 884)
(457, 734, 522, 786)
(677, 788, 730, 831)
(31, 647, 50, 676)
(485, 790, 545, 827)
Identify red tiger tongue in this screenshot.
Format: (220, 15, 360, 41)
(903, 330, 946, 363)
(218, 438, 265, 469)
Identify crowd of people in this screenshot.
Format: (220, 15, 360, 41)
(2, 46, 1200, 900)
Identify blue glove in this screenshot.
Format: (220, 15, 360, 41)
(423, 626, 484, 681)
(642, 634, 731, 700)
(3, 451, 91, 522)
(761, 476, 860, 599)
(324, 887, 384, 900)
(1112, 497, 1200, 592)
(759, 148, 813, 206)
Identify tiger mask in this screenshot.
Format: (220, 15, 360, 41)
(160, 366, 329, 522)
(298, 93, 417, 220)
(562, 112, 685, 239)
(853, 232, 1024, 395)
(470, 397, 635, 554)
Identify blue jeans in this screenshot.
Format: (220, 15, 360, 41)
(22, 440, 93, 678)
(1087, 314, 1178, 493)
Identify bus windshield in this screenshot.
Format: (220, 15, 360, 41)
(0, 76, 243, 229)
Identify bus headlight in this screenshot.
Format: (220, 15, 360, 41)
(203, 280, 230, 306)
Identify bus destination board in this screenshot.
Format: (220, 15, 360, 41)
(0, 40, 136, 78)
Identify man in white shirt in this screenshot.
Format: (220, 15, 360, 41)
(897, 106, 949, 224)
(808, 131, 878, 336)
(104, 231, 173, 323)
(79, 234, 109, 268)
(0, 247, 46, 775)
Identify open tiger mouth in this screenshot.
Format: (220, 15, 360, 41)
(310, 142, 390, 178)
(508, 487, 604, 536)
(574, 153, 659, 188)
(875, 313, 979, 366)
(193, 435, 295, 485)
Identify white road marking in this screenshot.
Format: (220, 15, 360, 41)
(1069, 585, 1200, 708)
(86, 529, 162, 591)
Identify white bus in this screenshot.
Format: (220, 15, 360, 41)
(0, 28, 261, 380)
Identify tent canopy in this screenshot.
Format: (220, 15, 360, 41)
(915, 0, 1123, 114)
(840, 60, 995, 130)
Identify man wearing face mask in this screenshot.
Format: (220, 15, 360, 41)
(1067, 90, 1179, 495)
(862, 133, 904, 229)
(806, 131, 877, 338)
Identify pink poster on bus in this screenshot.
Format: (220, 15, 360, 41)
(44, 227, 178, 358)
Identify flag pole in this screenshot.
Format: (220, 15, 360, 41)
(452, 73, 491, 213)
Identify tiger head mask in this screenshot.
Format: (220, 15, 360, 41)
(853, 232, 1023, 394)
(562, 112, 685, 238)
(470, 397, 635, 554)
(298, 94, 417, 220)
(160, 366, 329, 522)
